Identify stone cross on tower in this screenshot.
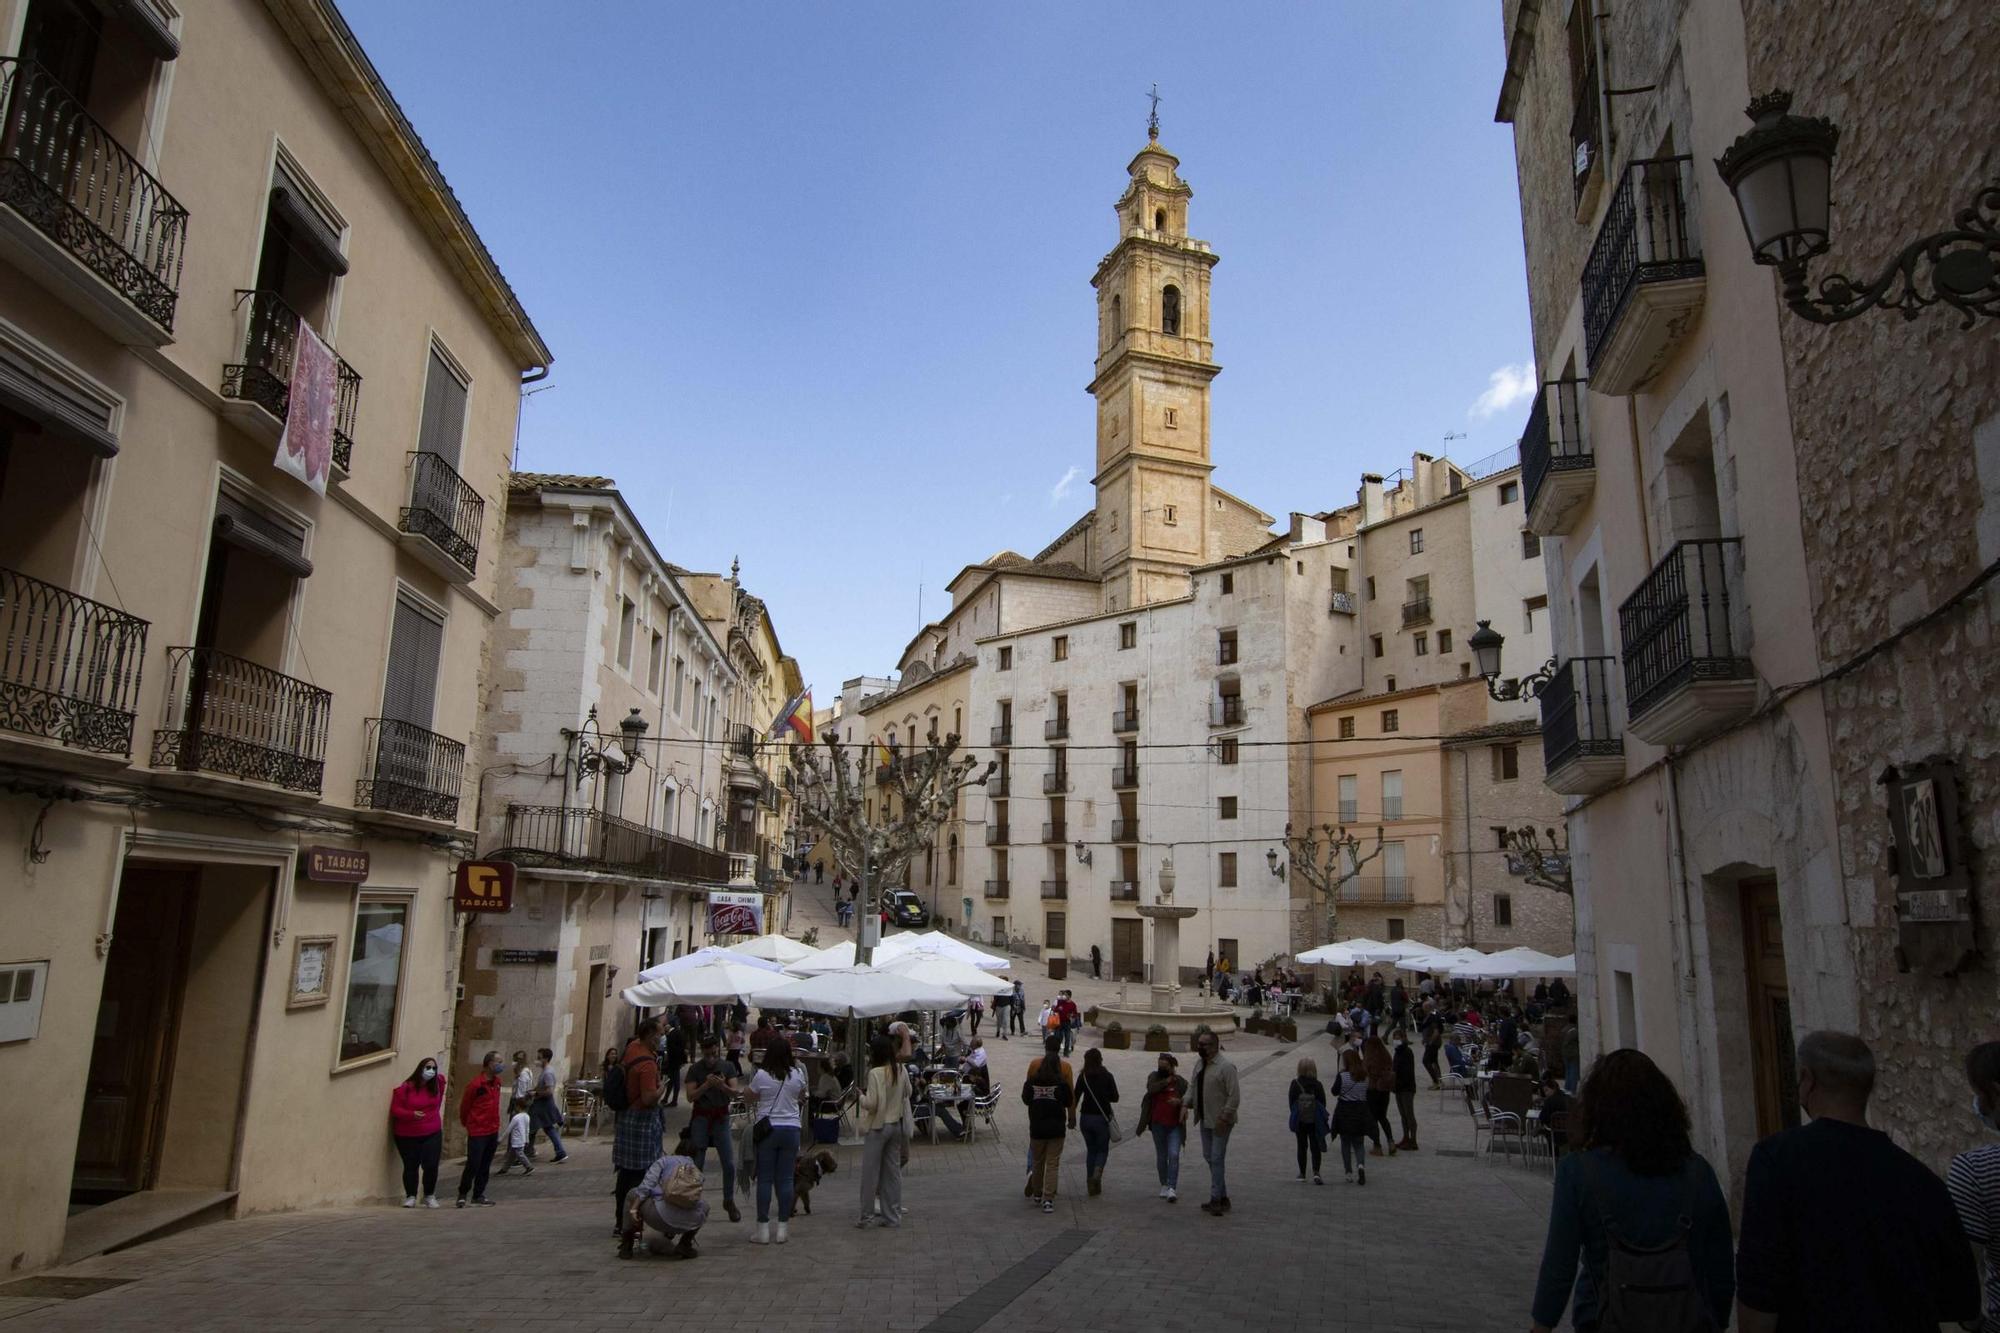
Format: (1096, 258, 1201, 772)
(1147, 83, 1161, 141)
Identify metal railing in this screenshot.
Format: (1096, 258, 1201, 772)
(1329, 590, 1356, 615)
(1111, 763, 1139, 789)
(495, 803, 730, 882)
(1042, 770, 1070, 795)
(983, 879, 1010, 899)
(1521, 377, 1591, 516)
(1583, 156, 1703, 369)
(1041, 821, 1068, 844)
(1542, 656, 1624, 774)
(0, 565, 148, 755)
(989, 724, 1012, 747)
(1111, 817, 1139, 842)
(400, 452, 483, 575)
(1338, 801, 1358, 824)
(356, 717, 465, 822)
(1044, 716, 1069, 741)
(1111, 708, 1139, 733)
(0, 58, 188, 333)
(1382, 795, 1405, 820)
(221, 289, 361, 472)
(1110, 880, 1140, 902)
(1040, 879, 1068, 900)
(987, 771, 1009, 797)
(1619, 538, 1751, 722)
(984, 823, 1009, 846)
(731, 722, 757, 759)
(1401, 597, 1432, 627)
(1211, 697, 1244, 728)
(152, 646, 332, 793)
(1335, 875, 1412, 904)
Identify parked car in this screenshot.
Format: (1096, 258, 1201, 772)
(885, 889, 928, 927)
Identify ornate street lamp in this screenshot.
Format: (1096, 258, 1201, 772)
(1716, 91, 1999, 327)
(568, 705, 646, 788)
(1467, 620, 1557, 702)
(1265, 847, 1285, 879)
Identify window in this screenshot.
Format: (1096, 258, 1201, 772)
(1119, 622, 1136, 650)
(1499, 480, 1520, 504)
(1414, 632, 1429, 656)
(1384, 675, 1396, 692)
(381, 591, 444, 731)
(1337, 773, 1357, 822)
(1154, 208, 1166, 230)
(1493, 826, 1511, 850)
(1218, 796, 1237, 820)
(1409, 528, 1424, 554)
(339, 897, 408, 1063)
(1217, 736, 1239, 765)
(1370, 634, 1383, 658)
(1338, 716, 1356, 740)
(1524, 594, 1548, 631)
(672, 658, 686, 714)
(1568, 0, 1605, 194)
(1381, 709, 1399, 733)
(998, 646, 1013, 671)
(616, 596, 637, 670)
(1108, 294, 1122, 344)
(1163, 504, 1178, 524)
(1218, 852, 1237, 887)
(417, 344, 470, 469)
(1052, 635, 1069, 662)
(1164, 407, 1178, 428)
(1366, 576, 1377, 601)
(647, 631, 665, 693)
(1161, 284, 1182, 335)
(1218, 628, 1238, 664)
(1220, 572, 1233, 594)
(954, 707, 962, 737)
(1438, 629, 1452, 654)
(1387, 918, 1406, 941)
(1494, 894, 1514, 928)
(1046, 911, 1066, 949)
(1330, 566, 1349, 593)
(1522, 530, 1542, 559)
(1381, 770, 1404, 820)
(1492, 744, 1520, 781)
(1296, 560, 1304, 575)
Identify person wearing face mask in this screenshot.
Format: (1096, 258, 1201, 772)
(389, 1056, 447, 1207)
(1950, 1039, 2000, 1330)
(1139, 1053, 1189, 1202)
(455, 1050, 505, 1208)
(1733, 1030, 1979, 1333)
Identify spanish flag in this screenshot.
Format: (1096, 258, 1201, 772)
(769, 685, 814, 742)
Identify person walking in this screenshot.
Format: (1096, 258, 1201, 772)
(1391, 1028, 1419, 1151)
(529, 1046, 568, 1162)
(1056, 990, 1080, 1056)
(1074, 1047, 1119, 1197)
(991, 983, 1010, 1041)
(1421, 1022, 1444, 1090)
(1192, 1030, 1240, 1216)
(1361, 1033, 1396, 1157)
(1528, 1048, 1734, 1333)
(855, 1033, 907, 1228)
(1010, 979, 1027, 1036)
(1288, 1057, 1329, 1185)
(1141, 1053, 1188, 1202)
(455, 1050, 504, 1207)
(683, 1034, 744, 1224)
(388, 1055, 447, 1208)
(1951, 1039, 2000, 1332)
(1330, 1047, 1371, 1183)
(1022, 1036, 1075, 1213)
(510, 1049, 536, 1157)
(1734, 1031, 1979, 1333)
(966, 992, 985, 1038)
(611, 1017, 665, 1234)
(497, 1097, 535, 1175)
(746, 1035, 807, 1245)
(662, 1021, 688, 1108)
(1089, 943, 1102, 980)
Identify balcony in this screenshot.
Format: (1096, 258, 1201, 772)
(0, 565, 148, 757)
(1111, 708, 1139, 734)
(495, 803, 730, 883)
(984, 823, 1009, 846)
(984, 879, 1010, 899)
(1110, 880, 1140, 902)
(1401, 597, 1432, 627)
(151, 647, 332, 794)
(1329, 590, 1356, 615)
(987, 770, 1009, 798)
(355, 717, 466, 823)
(1523, 377, 1593, 537)
(1040, 821, 1068, 844)
(0, 58, 188, 343)
(989, 724, 1012, 747)
(1619, 539, 1755, 746)
(1111, 763, 1139, 790)
(1336, 875, 1412, 904)
(1042, 770, 1070, 795)
(219, 290, 361, 475)
(1210, 697, 1244, 729)
(1582, 156, 1705, 395)
(728, 852, 756, 885)
(731, 722, 757, 759)
(1044, 716, 1069, 741)
(1040, 879, 1068, 900)
(399, 452, 484, 581)
(1111, 817, 1139, 842)
(1542, 656, 1625, 796)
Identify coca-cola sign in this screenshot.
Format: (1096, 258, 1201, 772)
(706, 891, 763, 937)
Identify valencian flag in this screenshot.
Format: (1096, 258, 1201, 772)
(768, 685, 814, 742)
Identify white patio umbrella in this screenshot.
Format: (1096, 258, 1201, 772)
(636, 945, 785, 984)
(884, 931, 1011, 971)
(1298, 937, 1427, 968)
(784, 940, 862, 975)
(1448, 947, 1570, 980)
(620, 959, 796, 1009)
(752, 966, 964, 1019)
(725, 934, 819, 966)
(1402, 947, 1491, 975)
(877, 951, 1011, 997)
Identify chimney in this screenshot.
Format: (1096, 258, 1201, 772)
(1360, 473, 1385, 526)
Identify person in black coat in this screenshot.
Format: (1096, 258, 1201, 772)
(1392, 1029, 1420, 1150)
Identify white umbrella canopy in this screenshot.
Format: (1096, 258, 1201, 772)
(889, 931, 1010, 972)
(1447, 947, 1570, 980)
(636, 945, 785, 984)
(724, 934, 819, 966)
(877, 951, 1011, 997)
(620, 960, 795, 1009)
(752, 966, 964, 1019)
(1298, 937, 1431, 967)
(1402, 947, 1492, 975)
(785, 940, 862, 975)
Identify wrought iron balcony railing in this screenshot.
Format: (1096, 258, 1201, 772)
(1338, 801, 1358, 824)
(1111, 764, 1139, 789)
(1401, 597, 1433, 627)
(1040, 879, 1068, 900)
(356, 717, 465, 822)
(1110, 880, 1140, 902)
(1041, 821, 1068, 844)
(0, 58, 188, 333)
(989, 724, 1012, 747)
(1618, 538, 1750, 722)
(495, 803, 730, 882)
(983, 879, 1010, 899)
(984, 823, 1009, 846)
(731, 722, 757, 759)
(1541, 656, 1624, 775)
(221, 289, 361, 472)
(1583, 156, 1703, 371)
(1111, 708, 1139, 733)
(0, 565, 148, 755)
(1335, 875, 1412, 904)
(987, 771, 1009, 797)
(1041, 770, 1071, 795)
(1520, 377, 1591, 518)
(1111, 817, 1139, 842)
(1044, 716, 1069, 741)
(400, 451, 483, 576)
(152, 646, 332, 793)
(1329, 590, 1356, 615)
(1211, 697, 1244, 728)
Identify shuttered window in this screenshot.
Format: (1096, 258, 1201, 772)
(382, 592, 444, 728)
(416, 347, 467, 469)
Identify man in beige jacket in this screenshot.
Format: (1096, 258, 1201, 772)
(1192, 1031, 1240, 1215)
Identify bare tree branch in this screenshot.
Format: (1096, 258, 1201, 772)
(1501, 824, 1572, 896)
(1283, 821, 1388, 943)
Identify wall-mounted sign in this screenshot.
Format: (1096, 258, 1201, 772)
(493, 949, 558, 965)
(454, 860, 516, 913)
(1880, 757, 1978, 977)
(706, 891, 763, 937)
(288, 935, 336, 1008)
(301, 846, 369, 883)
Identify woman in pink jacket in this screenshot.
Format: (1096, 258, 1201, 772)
(389, 1055, 448, 1208)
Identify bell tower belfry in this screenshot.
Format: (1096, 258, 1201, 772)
(1089, 111, 1221, 610)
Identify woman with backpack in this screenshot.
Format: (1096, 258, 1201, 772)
(1021, 1035, 1075, 1213)
(1288, 1056, 1330, 1185)
(1528, 1049, 1733, 1333)
(1330, 1047, 1373, 1184)
(1074, 1047, 1120, 1197)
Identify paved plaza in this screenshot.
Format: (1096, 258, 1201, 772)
(0, 892, 1557, 1331)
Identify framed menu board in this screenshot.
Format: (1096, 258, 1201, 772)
(290, 934, 337, 1009)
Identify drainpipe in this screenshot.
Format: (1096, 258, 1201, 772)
(1626, 397, 1655, 564)
(1662, 758, 1716, 1160)
(1460, 746, 1476, 948)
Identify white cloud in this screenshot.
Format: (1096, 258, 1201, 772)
(1048, 465, 1082, 507)
(1469, 362, 1537, 421)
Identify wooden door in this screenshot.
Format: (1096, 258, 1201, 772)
(74, 866, 197, 1196)
(582, 964, 607, 1068)
(1111, 918, 1144, 981)
(1741, 878, 1799, 1137)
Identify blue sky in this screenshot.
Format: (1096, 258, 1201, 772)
(343, 3, 1532, 710)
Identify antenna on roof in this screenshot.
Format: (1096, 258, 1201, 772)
(1441, 430, 1466, 458)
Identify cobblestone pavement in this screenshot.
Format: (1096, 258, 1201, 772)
(1, 896, 1558, 1331)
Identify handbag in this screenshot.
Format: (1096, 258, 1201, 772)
(1085, 1079, 1125, 1143)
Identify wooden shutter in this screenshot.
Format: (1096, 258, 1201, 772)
(416, 348, 467, 469)
(382, 593, 443, 728)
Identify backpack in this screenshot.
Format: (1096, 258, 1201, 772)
(1292, 1082, 1321, 1130)
(1586, 1155, 1718, 1333)
(662, 1161, 704, 1211)
(603, 1053, 655, 1113)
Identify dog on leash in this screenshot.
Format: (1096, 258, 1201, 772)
(792, 1147, 838, 1215)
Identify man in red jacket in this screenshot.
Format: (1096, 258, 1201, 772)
(455, 1049, 504, 1207)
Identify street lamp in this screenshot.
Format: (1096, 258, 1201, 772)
(569, 705, 646, 788)
(1716, 91, 1999, 327)
(1467, 620, 1557, 702)
(1265, 847, 1285, 879)
(1072, 838, 1092, 867)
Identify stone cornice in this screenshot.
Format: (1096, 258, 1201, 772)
(1085, 346, 1222, 397)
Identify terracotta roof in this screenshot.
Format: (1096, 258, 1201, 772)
(508, 472, 616, 494)
(1442, 718, 1542, 744)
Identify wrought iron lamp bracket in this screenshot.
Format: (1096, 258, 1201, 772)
(1779, 180, 2000, 327)
(1486, 656, 1559, 703)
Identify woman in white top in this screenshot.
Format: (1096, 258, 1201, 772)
(747, 1035, 807, 1244)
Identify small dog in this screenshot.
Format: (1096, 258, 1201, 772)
(792, 1147, 838, 1215)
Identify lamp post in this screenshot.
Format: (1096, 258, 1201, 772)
(567, 705, 647, 816)
(1265, 847, 1285, 879)
(1716, 91, 1999, 327)
(1466, 621, 1557, 702)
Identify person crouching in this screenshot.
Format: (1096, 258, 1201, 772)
(619, 1132, 709, 1260)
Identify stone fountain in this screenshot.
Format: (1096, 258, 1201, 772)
(1091, 857, 1237, 1037)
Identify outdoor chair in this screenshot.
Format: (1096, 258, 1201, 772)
(1486, 1074, 1536, 1165)
(970, 1085, 1002, 1137)
(563, 1086, 599, 1139)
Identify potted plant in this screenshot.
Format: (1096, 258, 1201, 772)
(1104, 1021, 1129, 1050)
(1144, 1024, 1171, 1052)
(1278, 1018, 1299, 1043)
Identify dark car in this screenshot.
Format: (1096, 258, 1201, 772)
(885, 889, 928, 927)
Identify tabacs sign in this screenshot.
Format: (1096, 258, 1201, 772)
(300, 846, 369, 883)
(454, 860, 516, 914)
